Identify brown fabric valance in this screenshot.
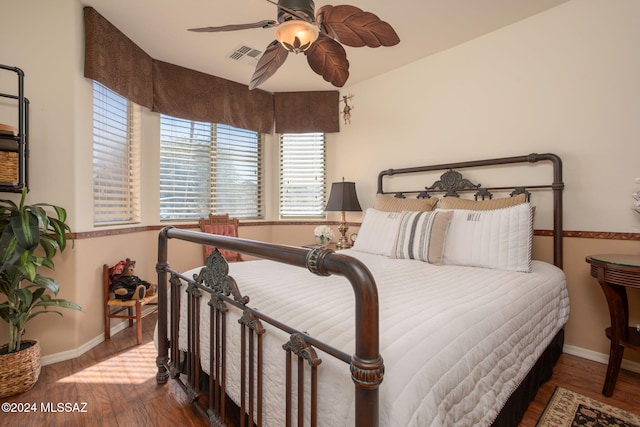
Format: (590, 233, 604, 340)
(83, 7, 153, 109)
(152, 60, 274, 134)
(84, 6, 339, 134)
(274, 91, 340, 133)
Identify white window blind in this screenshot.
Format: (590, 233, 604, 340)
(159, 117, 212, 220)
(279, 133, 326, 218)
(160, 116, 262, 220)
(213, 124, 262, 218)
(92, 82, 141, 225)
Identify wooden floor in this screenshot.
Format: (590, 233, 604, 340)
(2, 314, 639, 426)
(1, 313, 207, 427)
(518, 348, 640, 426)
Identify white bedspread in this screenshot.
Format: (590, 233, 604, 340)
(163, 250, 569, 427)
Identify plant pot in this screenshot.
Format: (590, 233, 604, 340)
(0, 339, 41, 398)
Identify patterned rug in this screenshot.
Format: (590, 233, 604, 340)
(536, 387, 640, 427)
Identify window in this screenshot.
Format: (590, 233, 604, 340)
(160, 116, 262, 220)
(279, 133, 326, 218)
(92, 82, 140, 225)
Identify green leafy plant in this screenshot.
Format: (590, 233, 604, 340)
(0, 188, 81, 354)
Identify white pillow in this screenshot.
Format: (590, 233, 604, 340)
(352, 208, 403, 257)
(439, 203, 533, 272)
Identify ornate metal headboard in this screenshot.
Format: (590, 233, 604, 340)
(377, 153, 564, 268)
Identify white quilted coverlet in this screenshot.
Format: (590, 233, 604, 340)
(168, 250, 569, 427)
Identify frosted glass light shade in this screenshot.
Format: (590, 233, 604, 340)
(275, 20, 319, 53)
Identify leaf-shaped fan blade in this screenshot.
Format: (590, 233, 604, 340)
(189, 20, 277, 32)
(316, 5, 400, 48)
(249, 40, 289, 90)
(305, 35, 349, 87)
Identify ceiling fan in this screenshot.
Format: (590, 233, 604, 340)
(189, 0, 400, 89)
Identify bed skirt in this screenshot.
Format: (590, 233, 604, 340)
(180, 328, 564, 427)
(492, 329, 564, 427)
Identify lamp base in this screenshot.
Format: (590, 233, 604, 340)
(336, 236, 352, 250)
(336, 211, 352, 249)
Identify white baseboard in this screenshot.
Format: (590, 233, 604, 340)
(563, 344, 640, 374)
(41, 306, 157, 366)
(41, 325, 640, 374)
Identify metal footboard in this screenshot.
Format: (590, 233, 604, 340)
(156, 228, 384, 427)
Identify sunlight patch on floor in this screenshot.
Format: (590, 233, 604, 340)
(57, 342, 158, 384)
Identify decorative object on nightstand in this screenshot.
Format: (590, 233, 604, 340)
(325, 178, 362, 249)
(313, 225, 334, 247)
(586, 254, 640, 397)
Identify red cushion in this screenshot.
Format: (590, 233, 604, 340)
(203, 224, 241, 262)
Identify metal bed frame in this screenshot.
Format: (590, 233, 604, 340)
(155, 152, 564, 427)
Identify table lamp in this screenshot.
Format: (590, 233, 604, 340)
(325, 179, 362, 249)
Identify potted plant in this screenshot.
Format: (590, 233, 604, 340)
(0, 188, 82, 397)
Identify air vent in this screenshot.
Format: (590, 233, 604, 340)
(227, 45, 263, 66)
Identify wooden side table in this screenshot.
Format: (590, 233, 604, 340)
(586, 254, 640, 396)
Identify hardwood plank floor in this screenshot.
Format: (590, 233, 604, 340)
(1, 313, 207, 427)
(518, 350, 640, 426)
(2, 314, 639, 426)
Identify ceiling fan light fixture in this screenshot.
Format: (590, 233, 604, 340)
(275, 20, 319, 53)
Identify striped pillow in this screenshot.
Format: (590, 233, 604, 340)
(393, 210, 453, 265)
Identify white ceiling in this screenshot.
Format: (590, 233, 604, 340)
(81, 0, 570, 93)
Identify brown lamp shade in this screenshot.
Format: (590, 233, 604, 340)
(325, 181, 362, 212)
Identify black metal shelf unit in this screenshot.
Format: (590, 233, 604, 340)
(0, 64, 29, 192)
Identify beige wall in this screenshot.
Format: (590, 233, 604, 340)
(331, 0, 640, 368)
(1, 0, 640, 372)
(335, 0, 640, 235)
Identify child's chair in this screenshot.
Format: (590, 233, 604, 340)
(102, 264, 158, 345)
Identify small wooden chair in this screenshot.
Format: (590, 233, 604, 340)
(198, 213, 243, 263)
(102, 264, 158, 345)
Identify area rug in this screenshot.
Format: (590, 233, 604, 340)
(536, 387, 640, 427)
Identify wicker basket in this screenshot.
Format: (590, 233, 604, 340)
(0, 151, 19, 184)
(0, 340, 41, 398)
